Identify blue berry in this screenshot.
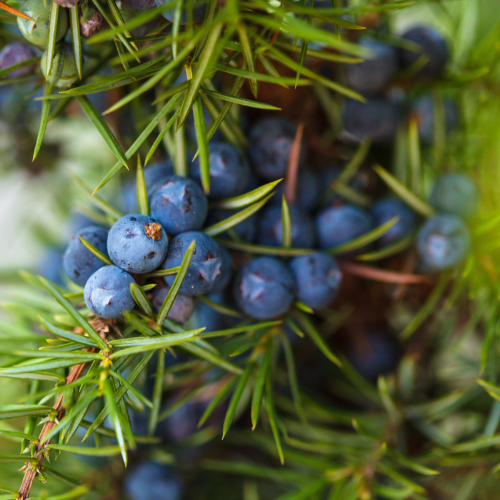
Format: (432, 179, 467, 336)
(289, 253, 342, 309)
(316, 205, 373, 250)
(84, 266, 135, 319)
(399, 26, 448, 80)
(150, 176, 208, 235)
(269, 170, 321, 212)
(343, 98, 401, 144)
(210, 246, 233, 293)
(155, 0, 206, 24)
(162, 232, 222, 296)
(124, 462, 183, 500)
(412, 95, 459, 144)
(372, 198, 417, 246)
(206, 209, 257, 243)
(429, 174, 477, 219)
(17, 0, 68, 46)
(346, 38, 397, 96)
(152, 286, 194, 324)
(63, 225, 109, 286)
(123, 161, 174, 213)
(38, 248, 65, 286)
(194, 293, 237, 332)
(346, 331, 399, 382)
(248, 118, 303, 180)
(417, 214, 471, 270)
(107, 214, 168, 274)
(257, 205, 316, 248)
(0, 43, 36, 78)
(234, 257, 296, 319)
(190, 142, 250, 199)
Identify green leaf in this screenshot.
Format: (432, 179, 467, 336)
(216, 240, 312, 256)
(0, 429, 38, 443)
(223, 361, 253, 438)
(251, 341, 272, 430)
(357, 234, 414, 261)
(295, 311, 341, 366)
(237, 23, 258, 97)
(130, 283, 153, 316)
(200, 88, 279, 110)
(103, 380, 128, 464)
(0, 484, 19, 495)
(76, 95, 128, 168)
(109, 330, 203, 358)
(145, 107, 183, 167)
(78, 236, 113, 265)
(476, 378, 500, 403)
(281, 196, 292, 249)
(148, 349, 165, 435)
(30, 485, 90, 500)
(0, 404, 54, 420)
(214, 63, 310, 85)
(109, 370, 152, 410)
(273, 479, 328, 500)
(136, 159, 149, 216)
(180, 342, 242, 375)
(46, 443, 123, 456)
(204, 193, 274, 237)
(69, 6, 83, 79)
(38, 276, 108, 350)
(156, 240, 196, 328)
(373, 165, 435, 218)
(198, 377, 237, 428)
(329, 217, 399, 255)
(193, 97, 211, 194)
(0, 56, 38, 78)
(45, 3, 61, 82)
(197, 295, 242, 318)
(143, 266, 180, 278)
(265, 375, 284, 464)
(214, 180, 285, 211)
(176, 20, 224, 130)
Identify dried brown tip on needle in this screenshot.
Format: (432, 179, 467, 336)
(340, 261, 434, 285)
(0, 1, 35, 21)
(284, 122, 304, 206)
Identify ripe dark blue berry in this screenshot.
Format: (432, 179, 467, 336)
(417, 214, 471, 270)
(412, 95, 459, 144)
(124, 462, 183, 500)
(234, 257, 296, 319)
(150, 176, 208, 235)
(84, 266, 135, 319)
(399, 26, 448, 80)
(210, 246, 233, 293)
(123, 161, 173, 213)
(151, 286, 194, 324)
(190, 142, 250, 199)
(248, 118, 303, 180)
(257, 205, 316, 248)
(346, 331, 399, 382)
(289, 252, 342, 309)
(343, 98, 401, 144)
(270, 170, 321, 212)
(372, 198, 417, 246)
(316, 205, 373, 250)
(429, 173, 477, 219)
(0, 43, 36, 78)
(18, 0, 68, 46)
(63, 225, 109, 286)
(107, 214, 168, 274)
(345, 38, 397, 96)
(162, 231, 222, 296)
(38, 248, 65, 286)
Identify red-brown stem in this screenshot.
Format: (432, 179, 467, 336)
(340, 261, 434, 285)
(284, 122, 304, 205)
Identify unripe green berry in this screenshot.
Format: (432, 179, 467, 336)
(17, 0, 69, 47)
(41, 45, 78, 88)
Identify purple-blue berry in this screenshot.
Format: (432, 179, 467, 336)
(190, 142, 250, 199)
(269, 170, 321, 212)
(248, 117, 304, 180)
(234, 257, 296, 319)
(150, 176, 208, 235)
(412, 95, 459, 144)
(161, 231, 222, 296)
(289, 252, 342, 309)
(0, 43, 36, 78)
(207, 209, 257, 243)
(124, 462, 183, 500)
(63, 225, 109, 286)
(316, 205, 373, 250)
(152, 287, 194, 324)
(417, 214, 471, 270)
(84, 266, 136, 319)
(210, 246, 233, 293)
(107, 214, 168, 274)
(346, 38, 397, 96)
(429, 174, 477, 219)
(257, 205, 316, 248)
(372, 198, 417, 246)
(399, 25, 448, 80)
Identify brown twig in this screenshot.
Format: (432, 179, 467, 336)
(284, 122, 304, 205)
(340, 261, 434, 285)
